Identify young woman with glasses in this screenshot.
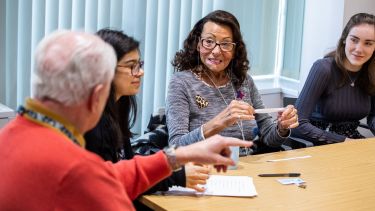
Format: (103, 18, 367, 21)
(84, 29, 211, 203)
(166, 10, 299, 154)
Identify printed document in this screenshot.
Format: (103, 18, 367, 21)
(160, 175, 257, 197)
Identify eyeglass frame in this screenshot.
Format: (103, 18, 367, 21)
(116, 60, 144, 76)
(199, 37, 236, 52)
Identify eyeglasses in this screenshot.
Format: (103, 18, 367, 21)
(200, 38, 236, 52)
(117, 60, 144, 76)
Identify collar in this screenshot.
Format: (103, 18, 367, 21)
(18, 98, 86, 148)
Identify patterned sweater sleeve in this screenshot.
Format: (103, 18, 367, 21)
(166, 74, 203, 146)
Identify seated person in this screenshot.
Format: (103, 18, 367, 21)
(292, 13, 375, 144)
(0, 30, 252, 210)
(166, 10, 299, 152)
(84, 29, 210, 194)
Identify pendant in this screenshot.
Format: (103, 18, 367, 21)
(350, 82, 355, 87)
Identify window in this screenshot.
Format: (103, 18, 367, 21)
(282, 0, 305, 80)
(0, 0, 305, 133)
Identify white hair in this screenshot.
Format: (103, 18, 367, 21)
(32, 30, 116, 106)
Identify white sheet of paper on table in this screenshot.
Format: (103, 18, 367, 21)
(266, 155, 312, 162)
(161, 175, 257, 197)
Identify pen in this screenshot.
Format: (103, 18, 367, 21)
(258, 173, 301, 177)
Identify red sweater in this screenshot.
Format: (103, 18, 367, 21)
(0, 116, 171, 210)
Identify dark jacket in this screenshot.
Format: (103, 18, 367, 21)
(84, 114, 186, 194)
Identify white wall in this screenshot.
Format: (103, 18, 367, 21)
(344, 0, 375, 25)
(298, 0, 345, 92)
(298, 0, 375, 93)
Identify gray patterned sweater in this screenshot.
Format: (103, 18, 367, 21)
(166, 70, 288, 147)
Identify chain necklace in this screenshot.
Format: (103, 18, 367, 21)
(347, 71, 359, 87)
(204, 70, 246, 141)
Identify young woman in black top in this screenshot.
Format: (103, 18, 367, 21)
(84, 29, 210, 196)
(293, 13, 375, 144)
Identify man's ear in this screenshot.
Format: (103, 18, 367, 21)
(87, 84, 104, 113)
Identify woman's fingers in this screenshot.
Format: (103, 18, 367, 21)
(278, 105, 299, 129)
(188, 184, 206, 192)
(223, 100, 255, 124)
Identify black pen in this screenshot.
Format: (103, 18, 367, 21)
(258, 173, 301, 177)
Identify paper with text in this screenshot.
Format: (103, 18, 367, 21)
(161, 175, 257, 197)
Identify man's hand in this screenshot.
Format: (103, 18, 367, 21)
(175, 135, 252, 173)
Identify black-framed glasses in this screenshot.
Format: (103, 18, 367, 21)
(117, 60, 144, 76)
(200, 38, 236, 52)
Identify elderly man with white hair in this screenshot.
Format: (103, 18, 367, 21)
(0, 30, 251, 211)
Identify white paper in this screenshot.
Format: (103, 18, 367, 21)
(160, 175, 257, 197)
(266, 155, 312, 162)
(277, 178, 305, 185)
(254, 107, 285, 114)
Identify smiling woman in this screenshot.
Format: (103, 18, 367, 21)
(166, 10, 299, 154)
(292, 13, 375, 144)
(343, 24, 375, 72)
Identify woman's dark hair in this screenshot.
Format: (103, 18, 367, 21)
(91, 29, 140, 160)
(172, 10, 249, 88)
(325, 13, 375, 94)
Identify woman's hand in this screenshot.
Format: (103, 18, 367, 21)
(184, 162, 211, 192)
(203, 100, 255, 138)
(277, 105, 299, 135)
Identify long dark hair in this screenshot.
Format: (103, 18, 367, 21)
(325, 13, 375, 95)
(172, 10, 249, 89)
(85, 29, 140, 161)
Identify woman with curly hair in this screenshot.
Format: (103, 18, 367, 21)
(166, 10, 299, 154)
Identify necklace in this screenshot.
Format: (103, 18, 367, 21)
(347, 71, 359, 87)
(202, 70, 230, 88)
(17, 105, 83, 147)
(204, 70, 246, 141)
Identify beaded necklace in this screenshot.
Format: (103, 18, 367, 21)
(17, 102, 84, 147)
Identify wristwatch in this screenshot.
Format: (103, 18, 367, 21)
(163, 145, 182, 172)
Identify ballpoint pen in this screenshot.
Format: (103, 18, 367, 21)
(258, 173, 301, 177)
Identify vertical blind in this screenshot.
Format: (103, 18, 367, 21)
(0, 0, 304, 134)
